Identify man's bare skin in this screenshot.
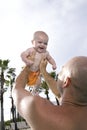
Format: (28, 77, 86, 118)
(12, 56, 87, 130)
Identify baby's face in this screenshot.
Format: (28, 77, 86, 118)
(33, 35, 48, 53)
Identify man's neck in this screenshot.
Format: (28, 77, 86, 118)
(62, 99, 87, 107)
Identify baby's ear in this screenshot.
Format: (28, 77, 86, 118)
(31, 40, 35, 45)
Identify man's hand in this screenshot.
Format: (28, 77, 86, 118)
(40, 58, 48, 75)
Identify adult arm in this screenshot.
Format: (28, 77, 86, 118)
(12, 66, 36, 119)
(12, 66, 57, 129)
(40, 58, 60, 98)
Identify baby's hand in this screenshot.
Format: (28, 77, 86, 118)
(26, 60, 34, 66)
(52, 65, 57, 70)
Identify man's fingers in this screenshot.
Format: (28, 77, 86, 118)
(41, 57, 47, 64)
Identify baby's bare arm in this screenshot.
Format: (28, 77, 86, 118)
(46, 52, 57, 70)
(21, 48, 35, 66)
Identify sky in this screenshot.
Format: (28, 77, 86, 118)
(0, 0, 87, 121)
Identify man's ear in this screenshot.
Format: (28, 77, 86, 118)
(63, 77, 71, 88)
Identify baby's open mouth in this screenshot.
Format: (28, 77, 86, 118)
(39, 47, 44, 50)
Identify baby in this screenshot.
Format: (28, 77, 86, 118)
(21, 31, 57, 95)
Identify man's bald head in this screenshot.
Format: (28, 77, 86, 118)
(60, 56, 87, 103)
(64, 56, 87, 86)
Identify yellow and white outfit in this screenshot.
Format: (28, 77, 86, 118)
(27, 70, 40, 86)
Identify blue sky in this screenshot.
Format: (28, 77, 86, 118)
(0, 0, 87, 120)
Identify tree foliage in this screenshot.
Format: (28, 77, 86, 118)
(0, 59, 16, 89)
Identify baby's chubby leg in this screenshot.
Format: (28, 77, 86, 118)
(32, 75, 41, 95)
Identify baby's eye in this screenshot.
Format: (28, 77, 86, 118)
(38, 41, 48, 45)
(38, 41, 42, 44)
(44, 42, 48, 45)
